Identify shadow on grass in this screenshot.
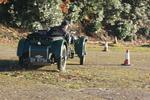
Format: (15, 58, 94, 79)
(141, 44, 150, 47)
(0, 59, 57, 72)
(0, 60, 19, 71)
(67, 63, 80, 65)
(85, 63, 122, 67)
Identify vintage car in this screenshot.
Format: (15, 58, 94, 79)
(17, 30, 87, 72)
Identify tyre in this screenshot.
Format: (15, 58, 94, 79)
(18, 53, 30, 68)
(80, 42, 86, 65)
(57, 45, 67, 72)
(80, 55, 85, 65)
(18, 56, 24, 66)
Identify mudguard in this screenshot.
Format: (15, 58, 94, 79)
(74, 36, 88, 57)
(17, 38, 29, 57)
(51, 39, 67, 60)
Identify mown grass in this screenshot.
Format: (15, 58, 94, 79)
(87, 43, 150, 52)
(0, 65, 149, 90)
(0, 43, 150, 90)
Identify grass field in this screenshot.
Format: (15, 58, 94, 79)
(0, 43, 150, 99)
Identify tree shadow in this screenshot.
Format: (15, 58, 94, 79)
(36, 69, 59, 73)
(67, 63, 80, 65)
(0, 59, 54, 72)
(141, 44, 150, 47)
(0, 59, 86, 72)
(0, 60, 19, 71)
(85, 63, 122, 67)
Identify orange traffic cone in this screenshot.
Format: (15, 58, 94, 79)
(122, 49, 131, 66)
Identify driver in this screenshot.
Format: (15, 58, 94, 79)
(47, 20, 71, 43)
(47, 20, 69, 37)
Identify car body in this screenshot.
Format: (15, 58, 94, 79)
(17, 30, 87, 71)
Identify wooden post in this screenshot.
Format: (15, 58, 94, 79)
(114, 36, 118, 44)
(103, 41, 108, 52)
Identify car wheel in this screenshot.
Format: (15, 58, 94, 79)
(80, 55, 85, 65)
(57, 45, 67, 72)
(80, 42, 86, 65)
(18, 53, 30, 69)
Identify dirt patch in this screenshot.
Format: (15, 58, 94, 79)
(79, 88, 150, 100)
(0, 75, 102, 100)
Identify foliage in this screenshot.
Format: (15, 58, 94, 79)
(0, 0, 149, 40)
(13, 0, 64, 30)
(113, 20, 137, 41)
(103, 0, 122, 25)
(79, 0, 104, 35)
(138, 27, 150, 39)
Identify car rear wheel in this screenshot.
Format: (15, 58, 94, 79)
(57, 45, 67, 72)
(18, 53, 30, 68)
(80, 55, 85, 65)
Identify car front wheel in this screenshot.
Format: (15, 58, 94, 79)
(57, 45, 67, 72)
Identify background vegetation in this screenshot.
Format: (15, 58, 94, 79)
(0, 0, 149, 40)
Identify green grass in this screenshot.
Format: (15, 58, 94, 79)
(0, 66, 149, 89)
(87, 43, 150, 52)
(0, 43, 150, 90)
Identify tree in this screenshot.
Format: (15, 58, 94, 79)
(0, 0, 12, 23)
(78, 0, 104, 35)
(12, 0, 64, 30)
(0, 0, 149, 40)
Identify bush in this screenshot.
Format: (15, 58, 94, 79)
(124, 35, 133, 41)
(0, 2, 12, 23)
(83, 22, 102, 36)
(114, 20, 135, 40)
(140, 28, 149, 36)
(138, 28, 150, 39)
(0, 0, 149, 40)
(11, 0, 64, 30)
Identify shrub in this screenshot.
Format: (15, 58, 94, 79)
(138, 28, 150, 39)
(114, 20, 135, 40)
(12, 0, 64, 30)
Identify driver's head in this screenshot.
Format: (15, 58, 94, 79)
(61, 20, 69, 28)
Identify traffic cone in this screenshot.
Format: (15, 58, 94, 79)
(122, 49, 131, 66)
(103, 41, 108, 52)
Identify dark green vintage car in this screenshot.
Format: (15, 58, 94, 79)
(17, 30, 87, 72)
